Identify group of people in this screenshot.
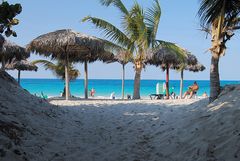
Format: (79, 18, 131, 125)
(62, 81, 207, 100)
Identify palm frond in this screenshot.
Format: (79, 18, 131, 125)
(82, 16, 132, 48)
(100, 38, 127, 53)
(155, 40, 188, 63)
(145, 0, 161, 47)
(198, 0, 240, 27)
(31, 60, 56, 71)
(32, 59, 80, 81)
(100, 0, 129, 15)
(128, 2, 148, 50)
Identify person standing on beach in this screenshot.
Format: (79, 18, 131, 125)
(90, 88, 95, 97)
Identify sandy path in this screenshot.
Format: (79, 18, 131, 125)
(45, 99, 207, 161)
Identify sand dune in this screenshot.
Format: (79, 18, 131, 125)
(0, 71, 240, 161)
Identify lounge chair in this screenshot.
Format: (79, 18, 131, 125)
(41, 92, 48, 99)
(149, 83, 166, 100)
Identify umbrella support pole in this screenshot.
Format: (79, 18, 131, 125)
(122, 64, 125, 99)
(65, 53, 70, 100)
(84, 60, 88, 99)
(180, 70, 183, 98)
(18, 70, 21, 85)
(166, 65, 169, 99)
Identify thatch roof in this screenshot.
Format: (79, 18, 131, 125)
(107, 49, 133, 65)
(5, 59, 38, 71)
(146, 43, 191, 70)
(185, 63, 206, 72)
(27, 29, 114, 63)
(0, 40, 30, 62)
(186, 53, 198, 66)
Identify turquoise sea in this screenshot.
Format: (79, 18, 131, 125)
(20, 79, 240, 98)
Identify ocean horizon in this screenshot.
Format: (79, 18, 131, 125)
(19, 79, 240, 98)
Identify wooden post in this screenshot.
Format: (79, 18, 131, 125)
(65, 53, 69, 100)
(122, 64, 125, 99)
(166, 64, 169, 99)
(180, 69, 184, 98)
(84, 60, 88, 99)
(18, 70, 21, 85)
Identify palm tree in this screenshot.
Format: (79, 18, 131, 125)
(83, 0, 162, 99)
(198, 0, 240, 102)
(32, 60, 80, 97)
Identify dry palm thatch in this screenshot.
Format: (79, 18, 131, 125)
(27, 29, 105, 60)
(0, 40, 29, 70)
(185, 63, 206, 72)
(5, 58, 37, 84)
(5, 59, 38, 71)
(27, 29, 113, 100)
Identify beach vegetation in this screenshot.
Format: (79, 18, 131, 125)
(0, 1, 22, 37)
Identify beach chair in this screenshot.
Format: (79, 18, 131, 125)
(149, 83, 165, 99)
(41, 92, 48, 99)
(191, 91, 198, 99)
(169, 86, 176, 99)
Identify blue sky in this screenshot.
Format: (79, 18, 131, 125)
(6, 0, 240, 80)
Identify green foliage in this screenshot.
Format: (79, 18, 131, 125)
(83, 0, 161, 60)
(32, 60, 80, 81)
(198, 0, 240, 27)
(0, 1, 22, 37)
(83, 0, 187, 64)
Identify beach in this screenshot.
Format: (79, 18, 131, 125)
(1, 70, 240, 161)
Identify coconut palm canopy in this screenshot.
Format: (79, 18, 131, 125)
(0, 40, 29, 62)
(5, 59, 38, 71)
(27, 29, 113, 62)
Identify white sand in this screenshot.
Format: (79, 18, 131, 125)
(1, 71, 240, 161)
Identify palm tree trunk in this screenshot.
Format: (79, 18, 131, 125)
(65, 53, 70, 100)
(1, 55, 5, 70)
(17, 70, 21, 85)
(180, 69, 183, 98)
(133, 68, 141, 99)
(84, 60, 88, 99)
(209, 54, 220, 103)
(121, 64, 125, 99)
(165, 64, 170, 99)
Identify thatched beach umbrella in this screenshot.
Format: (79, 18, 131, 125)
(5, 58, 38, 84)
(27, 29, 108, 100)
(0, 40, 29, 70)
(147, 42, 190, 99)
